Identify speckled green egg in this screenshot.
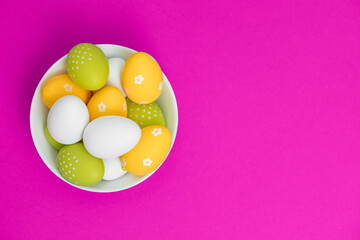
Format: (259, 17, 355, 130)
(126, 97, 165, 128)
(45, 126, 65, 150)
(66, 43, 109, 91)
(57, 143, 104, 186)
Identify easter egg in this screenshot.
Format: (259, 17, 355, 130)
(47, 95, 89, 144)
(66, 43, 109, 91)
(87, 86, 127, 122)
(44, 126, 65, 150)
(122, 52, 163, 104)
(102, 158, 127, 181)
(83, 116, 141, 159)
(104, 58, 126, 95)
(41, 74, 91, 108)
(126, 97, 165, 128)
(57, 143, 104, 186)
(121, 126, 172, 176)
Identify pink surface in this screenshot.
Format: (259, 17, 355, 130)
(1, 0, 360, 239)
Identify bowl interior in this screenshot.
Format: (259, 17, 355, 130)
(30, 44, 178, 192)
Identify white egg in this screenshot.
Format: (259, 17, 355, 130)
(83, 116, 141, 159)
(102, 158, 127, 181)
(104, 58, 126, 96)
(47, 95, 89, 144)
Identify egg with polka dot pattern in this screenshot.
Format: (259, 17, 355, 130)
(102, 158, 127, 181)
(66, 43, 109, 91)
(126, 97, 165, 128)
(121, 126, 172, 176)
(41, 74, 91, 108)
(87, 86, 127, 122)
(57, 143, 104, 186)
(122, 52, 163, 104)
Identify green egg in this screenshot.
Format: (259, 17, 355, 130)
(57, 143, 104, 186)
(45, 126, 64, 150)
(66, 43, 109, 91)
(126, 97, 165, 128)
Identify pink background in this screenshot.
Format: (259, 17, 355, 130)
(1, 0, 360, 239)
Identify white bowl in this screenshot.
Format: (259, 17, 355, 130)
(30, 44, 178, 192)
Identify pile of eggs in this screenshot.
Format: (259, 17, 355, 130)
(41, 43, 172, 186)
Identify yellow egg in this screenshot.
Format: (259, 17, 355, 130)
(41, 74, 91, 108)
(122, 52, 163, 104)
(121, 126, 172, 176)
(87, 86, 127, 121)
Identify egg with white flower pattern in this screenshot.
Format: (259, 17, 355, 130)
(126, 97, 165, 128)
(121, 125, 172, 176)
(122, 52, 163, 104)
(41, 74, 91, 108)
(66, 43, 109, 91)
(57, 143, 104, 186)
(87, 86, 127, 122)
